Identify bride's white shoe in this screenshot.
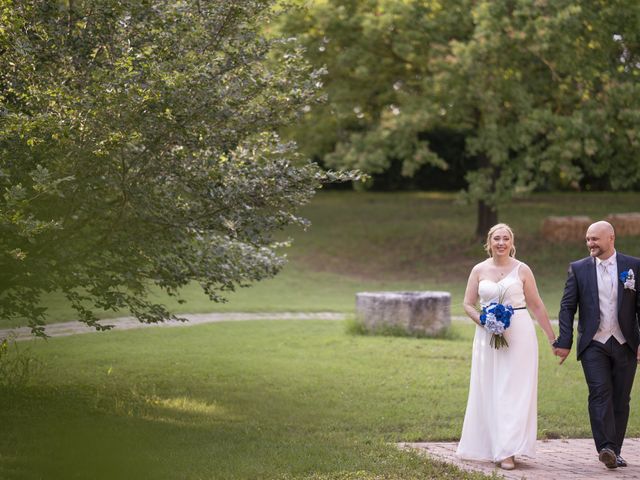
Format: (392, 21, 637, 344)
(500, 456, 515, 470)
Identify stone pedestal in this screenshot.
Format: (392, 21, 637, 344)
(355, 291, 451, 337)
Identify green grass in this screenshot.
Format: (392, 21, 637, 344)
(8, 190, 639, 330)
(260, 190, 640, 316)
(3, 191, 639, 479)
(1, 318, 614, 479)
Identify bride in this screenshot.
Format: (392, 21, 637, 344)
(456, 223, 557, 470)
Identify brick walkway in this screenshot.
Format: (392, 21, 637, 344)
(399, 438, 640, 479)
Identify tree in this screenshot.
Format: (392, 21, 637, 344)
(277, 0, 472, 178)
(278, 0, 640, 236)
(0, 0, 352, 335)
(433, 0, 640, 235)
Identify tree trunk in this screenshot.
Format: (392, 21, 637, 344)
(476, 200, 498, 238)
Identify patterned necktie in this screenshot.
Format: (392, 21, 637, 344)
(601, 262, 614, 295)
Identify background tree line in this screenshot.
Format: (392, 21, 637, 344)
(277, 0, 640, 234)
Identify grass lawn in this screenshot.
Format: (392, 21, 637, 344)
(1, 318, 619, 480)
(3, 191, 640, 478)
(6, 190, 640, 329)
(212, 190, 640, 319)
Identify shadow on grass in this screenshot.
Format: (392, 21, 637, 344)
(0, 379, 484, 480)
(0, 384, 368, 480)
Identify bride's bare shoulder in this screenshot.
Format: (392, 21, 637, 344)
(471, 259, 491, 274)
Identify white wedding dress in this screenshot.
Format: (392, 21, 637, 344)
(456, 261, 538, 462)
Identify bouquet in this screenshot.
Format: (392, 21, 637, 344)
(480, 303, 513, 348)
(479, 286, 514, 349)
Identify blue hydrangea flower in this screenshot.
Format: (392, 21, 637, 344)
(480, 300, 514, 348)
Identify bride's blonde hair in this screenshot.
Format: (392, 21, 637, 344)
(484, 223, 516, 257)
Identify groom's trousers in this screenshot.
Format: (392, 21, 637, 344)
(581, 337, 637, 454)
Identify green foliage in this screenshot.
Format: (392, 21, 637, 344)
(277, 0, 471, 179)
(278, 0, 640, 220)
(0, 335, 42, 387)
(0, 0, 356, 334)
(451, 0, 640, 205)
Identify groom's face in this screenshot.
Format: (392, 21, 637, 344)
(585, 226, 614, 259)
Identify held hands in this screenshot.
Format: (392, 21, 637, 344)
(554, 346, 640, 364)
(548, 335, 569, 364)
(553, 347, 571, 365)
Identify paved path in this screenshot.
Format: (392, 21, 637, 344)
(0, 311, 349, 341)
(400, 439, 640, 479)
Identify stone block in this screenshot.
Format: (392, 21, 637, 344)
(355, 291, 450, 337)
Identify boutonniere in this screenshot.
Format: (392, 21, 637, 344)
(620, 269, 636, 291)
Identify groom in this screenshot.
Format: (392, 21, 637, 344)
(554, 220, 640, 469)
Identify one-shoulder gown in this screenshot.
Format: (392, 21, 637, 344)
(456, 262, 538, 461)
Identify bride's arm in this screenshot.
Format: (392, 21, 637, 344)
(463, 265, 482, 326)
(521, 264, 556, 345)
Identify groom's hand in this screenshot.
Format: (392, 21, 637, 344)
(554, 347, 570, 365)
(637, 346, 640, 363)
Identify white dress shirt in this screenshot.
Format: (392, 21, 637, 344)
(593, 251, 626, 345)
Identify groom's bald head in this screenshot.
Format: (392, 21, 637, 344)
(589, 221, 615, 236)
(585, 221, 615, 259)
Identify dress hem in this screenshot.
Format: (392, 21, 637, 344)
(455, 450, 537, 462)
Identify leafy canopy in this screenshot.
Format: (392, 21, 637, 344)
(279, 0, 640, 209)
(0, 0, 353, 334)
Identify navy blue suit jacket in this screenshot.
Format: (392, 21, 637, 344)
(556, 253, 640, 360)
